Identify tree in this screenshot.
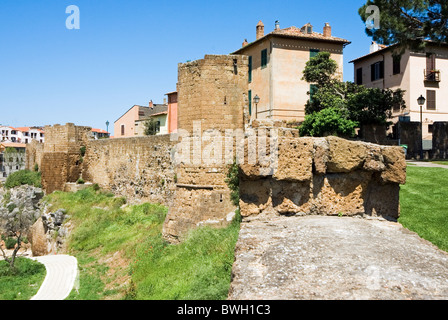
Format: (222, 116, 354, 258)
(300, 52, 406, 136)
(143, 118, 159, 136)
(0, 187, 43, 269)
(359, 0, 448, 51)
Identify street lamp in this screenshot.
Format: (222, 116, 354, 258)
(253, 95, 260, 118)
(417, 95, 426, 160)
(106, 121, 110, 136)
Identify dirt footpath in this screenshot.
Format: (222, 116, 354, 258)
(228, 215, 448, 300)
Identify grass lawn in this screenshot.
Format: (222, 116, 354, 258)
(44, 187, 241, 300)
(0, 257, 46, 300)
(399, 166, 448, 252)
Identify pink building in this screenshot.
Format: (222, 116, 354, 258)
(166, 91, 178, 134)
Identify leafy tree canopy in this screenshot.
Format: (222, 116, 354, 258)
(300, 52, 406, 137)
(359, 0, 448, 51)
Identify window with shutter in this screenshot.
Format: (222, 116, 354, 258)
(248, 56, 252, 83)
(261, 49, 268, 69)
(248, 90, 252, 115)
(356, 68, 363, 85)
(371, 61, 384, 81)
(427, 90, 436, 110)
(393, 55, 401, 75)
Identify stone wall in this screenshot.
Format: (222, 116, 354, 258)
(25, 140, 44, 172)
(83, 135, 177, 206)
(239, 127, 406, 220)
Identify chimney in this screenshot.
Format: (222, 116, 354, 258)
(323, 22, 331, 37)
(163, 98, 167, 105)
(275, 20, 280, 30)
(256, 20, 264, 40)
(370, 41, 379, 53)
(242, 39, 249, 47)
(149, 100, 154, 109)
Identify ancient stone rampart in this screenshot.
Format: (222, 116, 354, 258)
(83, 135, 177, 206)
(239, 126, 406, 220)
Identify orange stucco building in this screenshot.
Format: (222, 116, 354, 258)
(233, 20, 350, 122)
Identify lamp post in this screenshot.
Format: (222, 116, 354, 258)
(253, 95, 260, 119)
(106, 121, 110, 137)
(417, 95, 426, 160)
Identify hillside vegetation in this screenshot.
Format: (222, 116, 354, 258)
(44, 187, 241, 300)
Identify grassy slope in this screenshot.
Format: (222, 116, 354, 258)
(0, 258, 46, 300)
(44, 187, 241, 300)
(399, 166, 448, 252)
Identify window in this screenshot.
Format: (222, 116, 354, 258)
(426, 53, 436, 72)
(310, 49, 320, 59)
(428, 124, 434, 134)
(356, 68, 363, 85)
(261, 49, 268, 69)
(371, 61, 384, 81)
(121, 125, 125, 136)
(248, 90, 252, 115)
(393, 92, 402, 112)
(427, 90, 436, 110)
(248, 56, 252, 83)
(156, 121, 161, 133)
(393, 55, 401, 75)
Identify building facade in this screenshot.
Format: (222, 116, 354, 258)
(0, 126, 45, 144)
(0, 143, 26, 179)
(114, 101, 168, 138)
(351, 41, 448, 141)
(233, 21, 350, 122)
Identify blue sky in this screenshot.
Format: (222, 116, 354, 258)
(0, 0, 374, 135)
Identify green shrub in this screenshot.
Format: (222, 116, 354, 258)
(5, 237, 16, 250)
(33, 163, 39, 172)
(77, 178, 85, 185)
(225, 161, 240, 207)
(299, 107, 359, 138)
(4, 170, 42, 189)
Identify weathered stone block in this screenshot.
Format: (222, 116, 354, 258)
(326, 136, 367, 173)
(272, 137, 314, 182)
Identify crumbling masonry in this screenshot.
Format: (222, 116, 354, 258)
(27, 54, 406, 243)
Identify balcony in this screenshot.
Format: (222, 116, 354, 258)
(424, 69, 441, 82)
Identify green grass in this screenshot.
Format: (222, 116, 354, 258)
(0, 258, 46, 300)
(45, 187, 241, 300)
(127, 214, 241, 300)
(399, 166, 448, 252)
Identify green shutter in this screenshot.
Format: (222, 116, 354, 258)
(261, 49, 267, 69)
(310, 49, 320, 58)
(248, 90, 252, 115)
(248, 56, 252, 83)
(310, 85, 318, 103)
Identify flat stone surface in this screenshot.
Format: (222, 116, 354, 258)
(228, 215, 448, 300)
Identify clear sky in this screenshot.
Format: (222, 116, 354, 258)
(0, 0, 374, 135)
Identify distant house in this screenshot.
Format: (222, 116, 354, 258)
(166, 91, 178, 134)
(114, 101, 168, 138)
(351, 41, 448, 141)
(91, 128, 110, 140)
(16, 127, 45, 144)
(0, 143, 26, 179)
(232, 20, 350, 122)
(135, 110, 169, 136)
(0, 126, 44, 144)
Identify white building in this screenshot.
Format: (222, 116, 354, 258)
(0, 126, 45, 144)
